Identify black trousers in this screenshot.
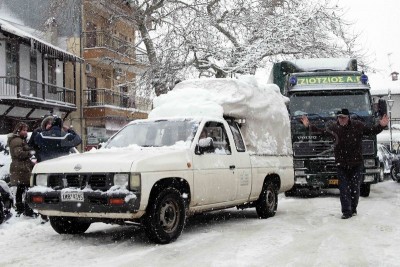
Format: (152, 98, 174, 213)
(15, 184, 28, 206)
(337, 165, 363, 216)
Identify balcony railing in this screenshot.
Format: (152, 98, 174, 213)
(0, 76, 75, 106)
(83, 88, 134, 109)
(83, 31, 136, 58)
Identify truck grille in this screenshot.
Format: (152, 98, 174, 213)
(293, 141, 333, 157)
(48, 173, 110, 191)
(294, 140, 375, 157)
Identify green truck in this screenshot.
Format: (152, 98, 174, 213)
(270, 58, 386, 197)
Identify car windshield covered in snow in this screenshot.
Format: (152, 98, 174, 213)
(105, 119, 199, 148)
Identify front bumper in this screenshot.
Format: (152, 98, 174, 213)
(27, 190, 142, 219)
(294, 169, 380, 188)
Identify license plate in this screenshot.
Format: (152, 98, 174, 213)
(329, 179, 339, 185)
(61, 191, 84, 202)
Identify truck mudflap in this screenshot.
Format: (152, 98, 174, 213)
(27, 190, 141, 219)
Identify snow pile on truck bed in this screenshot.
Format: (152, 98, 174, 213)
(149, 76, 292, 155)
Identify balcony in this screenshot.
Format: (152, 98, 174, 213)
(83, 31, 135, 58)
(0, 76, 76, 108)
(83, 88, 133, 109)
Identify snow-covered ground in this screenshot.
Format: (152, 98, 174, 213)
(1, 180, 399, 267)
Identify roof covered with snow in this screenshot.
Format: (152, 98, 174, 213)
(0, 17, 82, 62)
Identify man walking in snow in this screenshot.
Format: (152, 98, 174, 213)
(301, 108, 388, 219)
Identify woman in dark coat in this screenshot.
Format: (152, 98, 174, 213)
(7, 122, 35, 216)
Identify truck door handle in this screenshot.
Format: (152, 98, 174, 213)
(229, 165, 236, 170)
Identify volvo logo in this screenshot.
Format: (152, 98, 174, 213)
(74, 164, 82, 171)
(298, 136, 317, 140)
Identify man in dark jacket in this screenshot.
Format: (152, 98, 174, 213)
(301, 108, 389, 219)
(34, 117, 82, 162)
(28, 115, 54, 163)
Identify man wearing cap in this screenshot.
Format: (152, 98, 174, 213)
(301, 108, 389, 219)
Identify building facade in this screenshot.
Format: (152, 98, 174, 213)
(0, 17, 82, 134)
(0, 0, 150, 150)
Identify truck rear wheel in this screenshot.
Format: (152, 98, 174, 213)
(360, 184, 371, 197)
(50, 216, 91, 235)
(144, 187, 186, 244)
(256, 180, 277, 218)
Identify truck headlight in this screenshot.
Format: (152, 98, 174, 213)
(364, 159, 375, 168)
(130, 173, 141, 191)
(35, 174, 48, 186)
(114, 173, 129, 187)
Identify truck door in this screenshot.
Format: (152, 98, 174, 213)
(192, 121, 237, 205)
(228, 121, 252, 202)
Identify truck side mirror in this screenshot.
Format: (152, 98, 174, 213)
(195, 137, 214, 155)
(377, 98, 387, 117)
(195, 144, 204, 155)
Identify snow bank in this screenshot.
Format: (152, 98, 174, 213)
(149, 76, 292, 155)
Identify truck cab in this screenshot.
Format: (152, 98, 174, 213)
(270, 58, 385, 197)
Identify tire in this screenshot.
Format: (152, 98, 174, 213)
(391, 166, 400, 182)
(379, 163, 385, 182)
(50, 216, 91, 235)
(0, 200, 4, 225)
(256, 180, 278, 218)
(284, 187, 296, 197)
(360, 183, 371, 197)
(144, 187, 186, 244)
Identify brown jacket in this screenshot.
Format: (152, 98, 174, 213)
(311, 119, 384, 168)
(7, 134, 33, 186)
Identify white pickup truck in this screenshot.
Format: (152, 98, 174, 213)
(27, 77, 294, 244)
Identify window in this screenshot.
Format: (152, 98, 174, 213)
(6, 42, 18, 85)
(86, 22, 97, 48)
(228, 122, 246, 152)
(202, 121, 231, 155)
(48, 58, 57, 94)
(120, 85, 129, 108)
(87, 76, 97, 105)
(30, 50, 38, 96)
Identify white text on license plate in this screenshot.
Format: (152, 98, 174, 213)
(61, 192, 84, 202)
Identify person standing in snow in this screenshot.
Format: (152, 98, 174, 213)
(34, 117, 82, 162)
(28, 115, 54, 163)
(300, 108, 388, 219)
(7, 122, 36, 217)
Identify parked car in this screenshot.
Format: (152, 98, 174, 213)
(377, 144, 400, 182)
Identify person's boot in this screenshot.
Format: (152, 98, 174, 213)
(15, 203, 24, 217)
(40, 215, 49, 224)
(23, 203, 37, 217)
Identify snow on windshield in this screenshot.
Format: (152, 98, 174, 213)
(149, 75, 292, 155)
(105, 119, 199, 148)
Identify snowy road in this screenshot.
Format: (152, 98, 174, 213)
(1, 180, 400, 267)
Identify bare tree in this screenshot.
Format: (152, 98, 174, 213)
(118, 0, 365, 94)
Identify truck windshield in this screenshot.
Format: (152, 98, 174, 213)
(105, 119, 199, 148)
(289, 91, 372, 117)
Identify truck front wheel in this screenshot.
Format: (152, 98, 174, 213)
(360, 184, 371, 197)
(144, 187, 186, 244)
(50, 216, 91, 234)
(256, 180, 278, 218)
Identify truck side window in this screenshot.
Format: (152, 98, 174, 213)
(229, 122, 246, 152)
(204, 121, 231, 155)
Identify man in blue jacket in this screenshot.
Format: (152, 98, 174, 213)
(34, 117, 82, 162)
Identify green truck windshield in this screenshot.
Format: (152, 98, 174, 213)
(289, 91, 372, 117)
